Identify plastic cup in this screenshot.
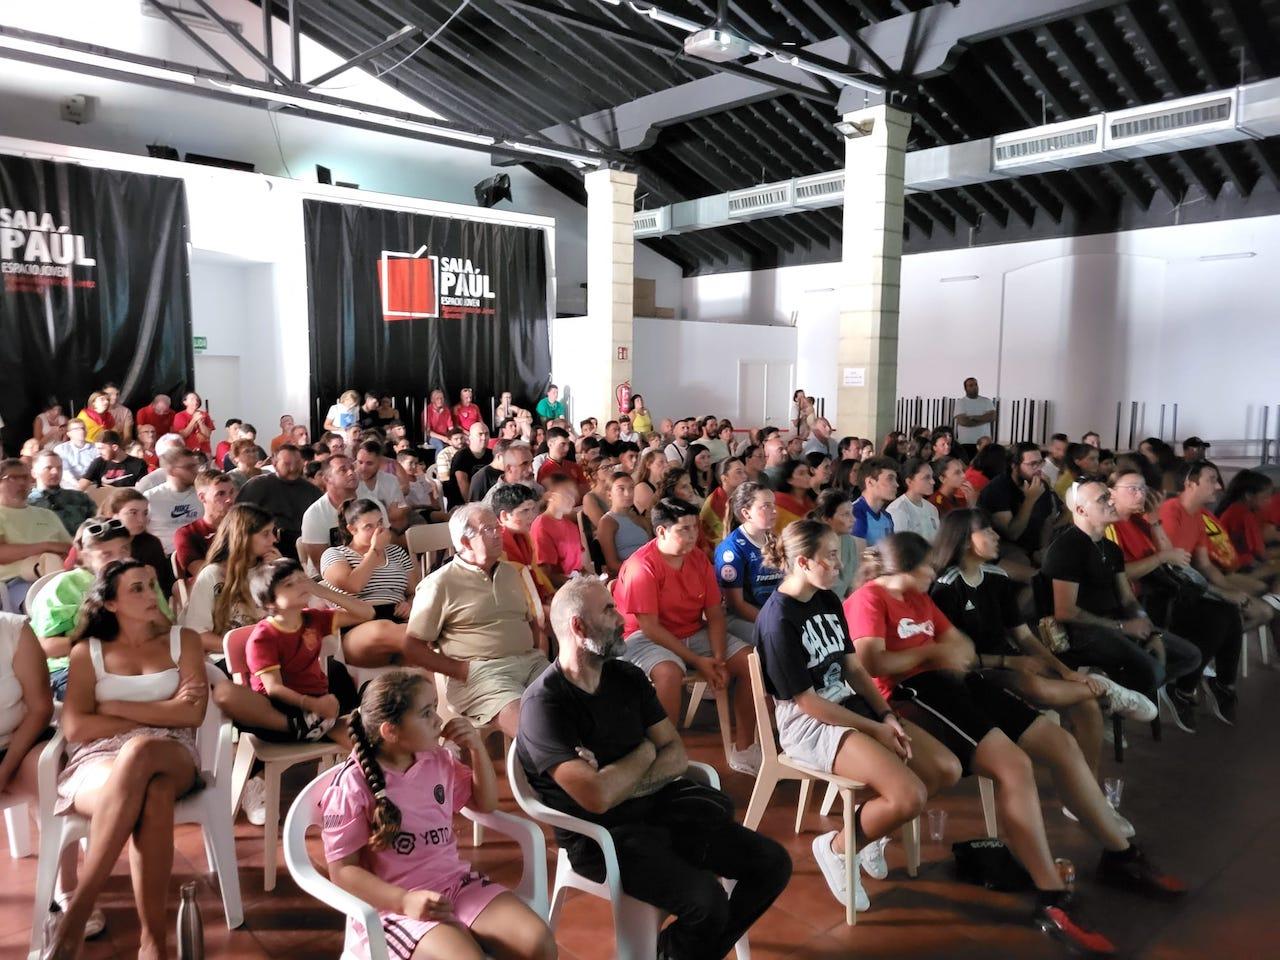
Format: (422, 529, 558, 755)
(927, 808, 948, 844)
(1104, 777, 1124, 809)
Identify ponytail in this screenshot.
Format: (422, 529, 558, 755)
(767, 518, 833, 573)
(346, 669, 429, 851)
(854, 532, 932, 589)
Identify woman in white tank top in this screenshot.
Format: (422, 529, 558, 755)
(48, 558, 208, 960)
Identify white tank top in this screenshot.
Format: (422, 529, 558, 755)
(89, 626, 182, 704)
(0, 614, 28, 748)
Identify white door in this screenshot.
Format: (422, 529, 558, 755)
(738, 360, 795, 430)
(193, 355, 241, 447)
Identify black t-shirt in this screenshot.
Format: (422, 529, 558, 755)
(978, 473, 1060, 551)
(83, 455, 148, 488)
(516, 659, 666, 839)
(598, 438, 628, 458)
(930, 565, 1022, 656)
(467, 465, 503, 503)
(235, 474, 322, 534)
(754, 588, 856, 703)
(444, 447, 493, 505)
(1040, 525, 1125, 618)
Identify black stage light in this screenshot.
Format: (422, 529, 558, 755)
(474, 173, 512, 208)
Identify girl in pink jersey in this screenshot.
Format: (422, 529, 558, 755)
(321, 670, 556, 960)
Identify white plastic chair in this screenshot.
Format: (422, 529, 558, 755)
(223, 627, 345, 891)
(0, 791, 33, 859)
(29, 662, 243, 957)
(283, 763, 549, 960)
(1241, 623, 1270, 678)
(507, 741, 751, 960)
(432, 669, 509, 848)
(405, 522, 454, 577)
(22, 572, 61, 614)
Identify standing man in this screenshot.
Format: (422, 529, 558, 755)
(143, 449, 203, 554)
(0, 458, 72, 610)
(102, 383, 134, 442)
(135, 393, 175, 439)
(954, 377, 997, 456)
(54, 420, 97, 489)
(802, 417, 839, 459)
(270, 415, 296, 454)
(536, 384, 566, 425)
(237, 445, 322, 560)
(173, 469, 237, 579)
(517, 577, 791, 960)
(27, 451, 95, 536)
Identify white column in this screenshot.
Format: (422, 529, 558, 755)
(582, 168, 637, 423)
(835, 104, 911, 443)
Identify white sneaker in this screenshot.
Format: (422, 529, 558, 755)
(812, 831, 869, 912)
(858, 835, 890, 880)
(727, 742, 762, 777)
(241, 775, 268, 827)
(1094, 676, 1157, 722)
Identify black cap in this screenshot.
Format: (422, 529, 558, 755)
(1183, 436, 1210, 449)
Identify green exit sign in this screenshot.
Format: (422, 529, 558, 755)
(193, 335, 207, 353)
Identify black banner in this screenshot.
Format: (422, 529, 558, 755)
(303, 200, 551, 438)
(0, 156, 192, 451)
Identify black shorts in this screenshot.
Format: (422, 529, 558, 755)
(836, 694, 878, 721)
(891, 670, 1040, 775)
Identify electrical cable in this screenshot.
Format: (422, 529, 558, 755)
(311, 0, 472, 91)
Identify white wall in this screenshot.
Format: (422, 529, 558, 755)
(0, 0, 683, 318)
(681, 216, 1280, 448)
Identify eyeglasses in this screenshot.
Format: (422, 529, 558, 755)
(1114, 483, 1147, 493)
(471, 524, 501, 537)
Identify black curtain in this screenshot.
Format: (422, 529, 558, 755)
(0, 156, 192, 452)
(303, 199, 551, 440)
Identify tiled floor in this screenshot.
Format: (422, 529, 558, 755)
(4, 652, 1280, 959)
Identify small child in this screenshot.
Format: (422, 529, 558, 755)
(212, 558, 371, 744)
(531, 474, 591, 588)
(398, 451, 446, 523)
(322, 670, 556, 960)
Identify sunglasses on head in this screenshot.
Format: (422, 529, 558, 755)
(82, 517, 126, 539)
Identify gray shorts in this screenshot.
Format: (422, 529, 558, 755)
(774, 695, 874, 773)
(620, 628, 751, 679)
(725, 614, 758, 645)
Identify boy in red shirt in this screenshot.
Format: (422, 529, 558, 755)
(613, 497, 760, 774)
(494, 482, 554, 605)
(531, 474, 591, 588)
(210, 558, 373, 743)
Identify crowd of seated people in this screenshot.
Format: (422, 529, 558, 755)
(2, 376, 1277, 959)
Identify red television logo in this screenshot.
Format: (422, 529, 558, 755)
(378, 245, 439, 321)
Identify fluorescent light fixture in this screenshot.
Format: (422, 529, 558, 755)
(835, 119, 874, 139)
(1197, 252, 1256, 261)
(0, 34, 197, 85)
(940, 275, 980, 283)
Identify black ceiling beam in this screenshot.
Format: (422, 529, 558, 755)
(672, 54, 839, 107)
(1218, 0, 1276, 79)
(189, 0, 292, 84)
(902, 200, 934, 239)
(980, 180, 1036, 227)
(909, 193, 956, 236)
(148, 1, 247, 78)
(794, 0, 897, 78)
(305, 23, 417, 87)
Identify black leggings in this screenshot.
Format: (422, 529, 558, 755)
(565, 781, 792, 960)
(1159, 593, 1243, 688)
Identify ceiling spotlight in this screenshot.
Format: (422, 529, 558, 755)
(834, 119, 875, 139)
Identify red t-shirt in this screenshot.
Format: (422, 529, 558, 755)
(929, 490, 968, 516)
(422, 405, 455, 437)
(1105, 518, 1156, 595)
(531, 513, 583, 576)
(173, 517, 217, 580)
(136, 405, 175, 437)
(844, 582, 953, 700)
(1219, 502, 1265, 567)
(1262, 491, 1280, 528)
(453, 403, 483, 432)
(172, 410, 213, 454)
(214, 440, 232, 465)
(615, 539, 720, 639)
(1158, 499, 1211, 559)
(245, 608, 336, 696)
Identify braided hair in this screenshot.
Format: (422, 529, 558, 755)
(346, 669, 431, 851)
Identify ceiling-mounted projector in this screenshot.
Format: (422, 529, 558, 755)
(683, 28, 751, 63)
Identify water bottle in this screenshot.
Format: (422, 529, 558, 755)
(1054, 857, 1076, 894)
(177, 881, 204, 960)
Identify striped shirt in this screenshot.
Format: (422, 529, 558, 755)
(320, 544, 413, 605)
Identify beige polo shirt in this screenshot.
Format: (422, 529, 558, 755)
(407, 556, 535, 661)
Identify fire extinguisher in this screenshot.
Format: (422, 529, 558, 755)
(616, 380, 632, 415)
